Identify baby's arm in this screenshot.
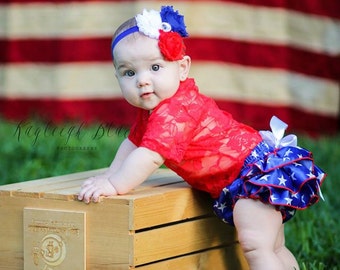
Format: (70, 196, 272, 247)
(79, 138, 136, 186)
(78, 139, 164, 203)
(104, 138, 138, 176)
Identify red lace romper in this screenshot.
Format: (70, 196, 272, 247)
(128, 78, 262, 198)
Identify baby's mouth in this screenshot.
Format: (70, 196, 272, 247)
(140, 92, 154, 99)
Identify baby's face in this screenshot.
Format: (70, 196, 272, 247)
(113, 33, 184, 111)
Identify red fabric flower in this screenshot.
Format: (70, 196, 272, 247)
(158, 30, 186, 61)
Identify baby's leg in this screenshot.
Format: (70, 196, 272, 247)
(275, 225, 300, 270)
(233, 199, 298, 270)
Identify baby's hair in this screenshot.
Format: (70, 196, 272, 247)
(112, 18, 137, 45)
(111, 18, 137, 64)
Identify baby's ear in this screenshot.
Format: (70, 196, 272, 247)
(179, 55, 191, 81)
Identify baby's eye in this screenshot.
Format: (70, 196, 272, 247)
(124, 70, 135, 77)
(151, 64, 160, 71)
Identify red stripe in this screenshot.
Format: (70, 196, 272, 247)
(0, 0, 339, 19)
(215, 100, 339, 136)
(186, 38, 340, 82)
(0, 98, 138, 126)
(0, 98, 337, 135)
(223, 0, 340, 19)
(1, 37, 339, 81)
(0, 38, 111, 63)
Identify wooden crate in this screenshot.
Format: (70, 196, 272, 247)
(0, 169, 248, 270)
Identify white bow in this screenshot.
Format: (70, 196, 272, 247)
(259, 116, 297, 148)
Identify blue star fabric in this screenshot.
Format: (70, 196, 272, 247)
(213, 141, 326, 226)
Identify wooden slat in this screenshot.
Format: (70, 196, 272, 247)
(0, 169, 246, 269)
(134, 176, 184, 192)
(0, 168, 183, 200)
(0, 196, 132, 269)
(133, 245, 248, 270)
(39, 172, 186, 202)
(0, 190, 10, 197)
(131, 217, 237, 266)
(11, 179, 85, 199)
(3, 168, 106, 190)
(130, 184, 212, 230)
(0, 168, 106, 197)
(0, 251, 22, 270)
(143, 169, 182, 181)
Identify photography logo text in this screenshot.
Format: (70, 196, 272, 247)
(13, 121, 120, 151)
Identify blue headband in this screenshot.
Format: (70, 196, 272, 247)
(111, 6, 188, 61)
(111, 26, 139, 57)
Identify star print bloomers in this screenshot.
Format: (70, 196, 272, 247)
(214, 116, 326, 225)
(128, 79, 326, 226)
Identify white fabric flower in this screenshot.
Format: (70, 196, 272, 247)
(136, 9, 162, 39)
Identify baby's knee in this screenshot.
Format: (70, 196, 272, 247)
(237, 230, 265, 254)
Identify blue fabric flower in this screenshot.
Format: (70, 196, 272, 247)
(160, 6, 188, 37)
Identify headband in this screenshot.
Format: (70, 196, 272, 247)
(111, 6, 189, 61)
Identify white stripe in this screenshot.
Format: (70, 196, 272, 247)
(0, 63, 122, 98)
(184, 2, 340, 55)
(1, 62, 338, 116)
(190, 62, 339, 116)
(0, 1, 339, 54)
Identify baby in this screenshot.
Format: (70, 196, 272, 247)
(78, 6, 325, 270)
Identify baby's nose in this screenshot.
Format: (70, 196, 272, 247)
(136, 72, 151, 88)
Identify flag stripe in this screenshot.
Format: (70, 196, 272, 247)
(190, 62, 339, 117)
(2, 37, 338, 81)
(0, 98, 337, 135)
(0, 0, 339, 19)
(0, 0, 339, 135)
(1, 62, 338, 117)
(187, 38, 340, 82)
(1, 1, 339, 54)
(0, 38, 112, 63)
(223, 0, 340, 19)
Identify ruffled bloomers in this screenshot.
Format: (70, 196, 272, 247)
(213, 141, 326, 226)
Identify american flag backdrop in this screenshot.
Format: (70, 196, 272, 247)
(0, 0, 339, 135)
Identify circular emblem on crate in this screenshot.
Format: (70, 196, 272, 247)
(33, 234, 66, 267)
(24, 209, 85, 270)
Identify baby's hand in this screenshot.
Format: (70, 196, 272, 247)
(78, 174, 118, 203)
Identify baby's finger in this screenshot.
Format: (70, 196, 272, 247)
(79, 185, 95, 203)
(78, 184, 90, 200)
(77, 188, 86, 201)
(83, 188, 96, 203)
(78, 191, 86, 201)
(81, 177, 96, 188)
(91, 190, 103, 203)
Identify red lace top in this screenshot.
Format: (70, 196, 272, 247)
(128, 78, 262, 198)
